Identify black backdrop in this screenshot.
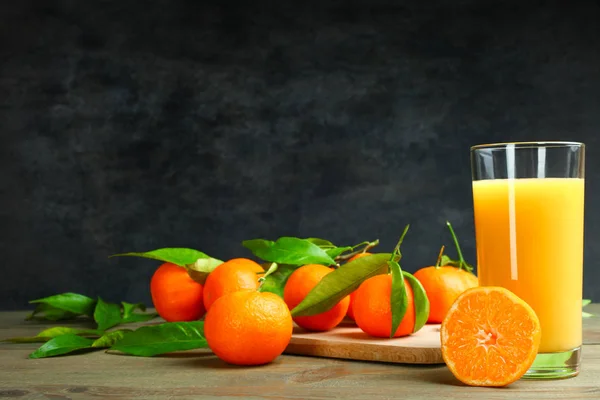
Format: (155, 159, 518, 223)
(2, 0, 599, 309)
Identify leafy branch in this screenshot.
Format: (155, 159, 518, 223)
(3, 292, 160, 358)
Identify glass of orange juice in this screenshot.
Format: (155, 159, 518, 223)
(470, 141, 585, 379)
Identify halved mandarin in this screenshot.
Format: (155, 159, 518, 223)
(440, 286, 541, 387)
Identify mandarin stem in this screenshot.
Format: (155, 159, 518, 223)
(391, 224, 410, 262)
(257, 263, 278, 291)
(352, 241, 370, 251)
(446, 221, 466, 270)
(435, 245, 445, 268)
(334, 239, 380, 262)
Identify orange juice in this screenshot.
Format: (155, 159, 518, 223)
(472, 178, 584, 353)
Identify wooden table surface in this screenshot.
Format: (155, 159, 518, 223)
(1, 305, 600, 400)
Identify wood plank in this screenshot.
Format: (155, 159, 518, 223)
(286, 322, 443, 364)
(0, 343, 599, 399)
(0, 306, 598, 399)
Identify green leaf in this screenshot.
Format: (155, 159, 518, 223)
(37, 327, 101, 338)
(121, 312, 159, 324)
(440, 254, 453, 266)
(258, 264, 297, 298)
(443, 258, 475, 272)
(306, 236, 354, 259)
(119, 302, 158, 324)
(35, 327, 99, 337)
(185, 257, 224, 285)
(94, 298, 122, 331)
(306, 238, 379, 260)
(122, 302, 146, 319)
(242, 237, 337, 266)
(28, 334, 95, 359)
(439, 253, 475, 274)
(29, 293, 96, 317)
(582, 299, 594, 318)
(242, 239, 271, 254)
(583, 299, 591, 307)
(2, 327, 102, 344)
(110, 248, 214, 267)
(25, 304, 79, 321)
(305, 238, 336, 248)
(291, 253, 392, 317)
(389, 260, 408, 338)
(110, 321, 208, 357)
(404, 272, 430, 333)
(325, 246, 352, 259)
(92, 329, 133, 348)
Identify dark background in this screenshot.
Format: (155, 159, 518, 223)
(2, 0, 599, 309)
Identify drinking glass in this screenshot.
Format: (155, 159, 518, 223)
(470, 141, 585, 379)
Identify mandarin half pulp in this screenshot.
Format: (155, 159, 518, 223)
(440, 286, 541, 387)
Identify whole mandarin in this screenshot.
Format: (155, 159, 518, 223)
(353, 274, 416, 338)
(413, 266, 478, 323)
(150, 262, 205, 322)
(204, 290, 293, 366)
(203, 258, 264, 311)
(283, 264, 349, 331)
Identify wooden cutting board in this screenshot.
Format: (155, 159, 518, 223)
(285, 320, 444, 364)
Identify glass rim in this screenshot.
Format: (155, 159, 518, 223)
(471, 141, 585, 152)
